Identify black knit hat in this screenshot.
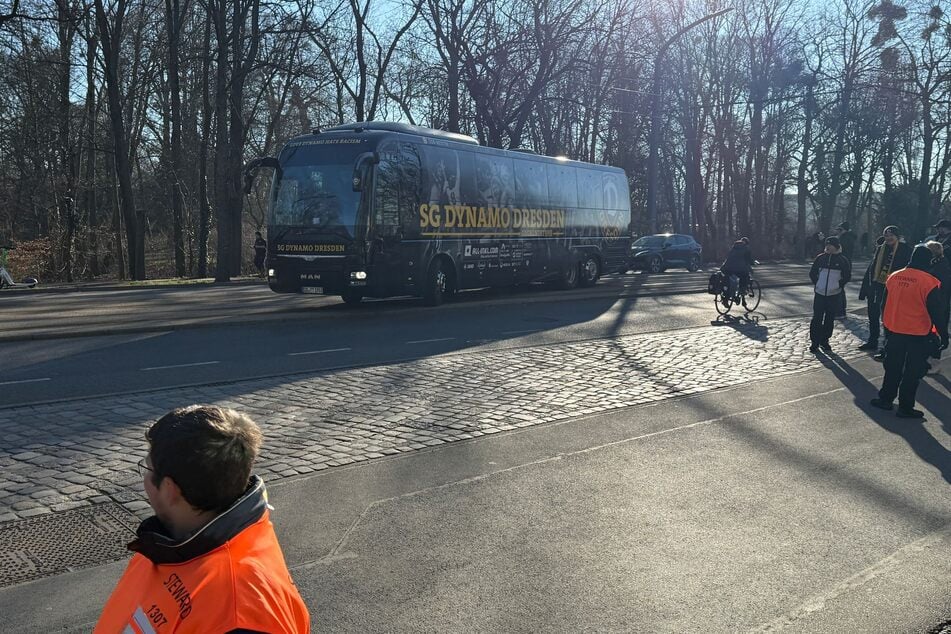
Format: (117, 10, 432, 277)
(909, 244, 933, 269)
(825, 236, 841, 248)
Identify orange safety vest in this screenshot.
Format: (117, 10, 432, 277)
(95, 511, 310, 634)
(882, 267, 941, 336)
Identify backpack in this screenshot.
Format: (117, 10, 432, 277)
(707, 271, 724, 295)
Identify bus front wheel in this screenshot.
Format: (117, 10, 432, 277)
(423, 259, 450, 306)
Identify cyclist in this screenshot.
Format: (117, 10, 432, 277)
(721, 237, 753, 300)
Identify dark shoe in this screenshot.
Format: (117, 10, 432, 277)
(809, 344, 819, 353)
(869, 398, 893, 411)
(858, 341, 878, 351)
(819, 341, 832, 351)
(896, 408, 924, 419)
(873, 352, 885, 362)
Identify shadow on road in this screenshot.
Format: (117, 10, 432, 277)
(709, 314, 769, 342)
(817, 353, 951, 485)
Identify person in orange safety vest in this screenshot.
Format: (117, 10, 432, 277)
(95, 405, 310, 633)
(869, 245, 949, 419)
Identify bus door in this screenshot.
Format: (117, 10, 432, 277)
(368, 141, 420, 294)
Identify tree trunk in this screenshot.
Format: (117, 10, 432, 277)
(212, 0, 232, 281)
(165, 0, 186, 276)
(796, 81, 814, 261)
(197, 16, 212, 277)
(95, 0, 145, 279)
(916, 96, 934, 239)
(83, 33, 99, 277)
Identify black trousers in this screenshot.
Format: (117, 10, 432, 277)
(866, 282, 885, 343)
(878, 333, 931, 410)
(810, 294, 838, 344)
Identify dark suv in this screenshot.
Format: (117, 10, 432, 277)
(629, 233, 703, 273)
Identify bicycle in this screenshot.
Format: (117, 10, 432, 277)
(713, 272, 761, 315)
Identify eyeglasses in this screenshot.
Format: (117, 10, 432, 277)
(136, 458, 154, 478)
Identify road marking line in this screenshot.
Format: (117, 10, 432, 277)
(312, 386, 851, 561)
(140, 361, 219, 371)
(405, 337, 455, 345)
(288, 347, 352, 356)
(500, 329, 542, 335)
(748, 523, 951, 632)
(0, 377, 51, 386)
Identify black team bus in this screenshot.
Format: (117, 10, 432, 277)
(244, 122, 631, 306)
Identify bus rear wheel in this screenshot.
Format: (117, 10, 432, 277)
(341, 289, 363, 305)
(579, 255, 600, 287)
(558, 259, 579, 290)
(423, 259, 450, 306)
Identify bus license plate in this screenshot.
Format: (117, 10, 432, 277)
(301, 286, 323, 294)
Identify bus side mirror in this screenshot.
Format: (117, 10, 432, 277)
(352, 152, 377, 192)
(243, 157, 280, 194)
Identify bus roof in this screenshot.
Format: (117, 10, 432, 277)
(321, 122, 479, 146)
(287, 123, 624, 173)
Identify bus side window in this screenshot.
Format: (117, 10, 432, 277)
(546, 163, 578, 209)
(577, 169, 603, 211)
(514, 160, 548, 208)
(374, 145, 402, 228)
(399, 143, 421, 227)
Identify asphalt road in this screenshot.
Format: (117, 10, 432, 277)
(2, 350, 948, 633)
(0, 262, 818, 341)
(0, 264, 826, 407)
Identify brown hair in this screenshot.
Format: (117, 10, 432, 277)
(147, 405, 263, 511)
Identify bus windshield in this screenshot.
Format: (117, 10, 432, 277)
(269, 143, 366, 236)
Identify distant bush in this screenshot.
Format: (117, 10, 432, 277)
(5, 238, 52, 281)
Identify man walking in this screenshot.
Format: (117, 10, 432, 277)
(809, 236, 851, 353)
(253, 231, 267, 277)
(870, 246, 948, 418)
(96, 405, 310, 633)
(858, 226, 911, 353)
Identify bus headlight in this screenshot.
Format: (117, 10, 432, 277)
(350, 271, 367, 280)
(268, 268, 276, 278)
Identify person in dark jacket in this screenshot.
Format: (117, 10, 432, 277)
(925, 219, 951, 252)
(858, 226, 912, 353)
(808, 236, 851, 353)
(925, 240, 951, 350)
(834, 222, 857, 317)
(253, 231, 267, 277)
(870, 245, 949, 418)
(721, 237, 754, 297)
(836, 222, 857, 261)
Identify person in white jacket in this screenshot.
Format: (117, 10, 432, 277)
(808, 236, 852, 353)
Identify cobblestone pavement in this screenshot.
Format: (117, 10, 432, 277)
(0, 315, 872, 524)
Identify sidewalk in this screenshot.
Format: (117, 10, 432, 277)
(0, 326, 948, 631)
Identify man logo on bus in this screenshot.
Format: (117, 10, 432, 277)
(464, 245, 472, 257)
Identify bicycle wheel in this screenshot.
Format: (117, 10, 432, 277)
(742, 279, 761, 312)
(715, 292, 733, 315)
